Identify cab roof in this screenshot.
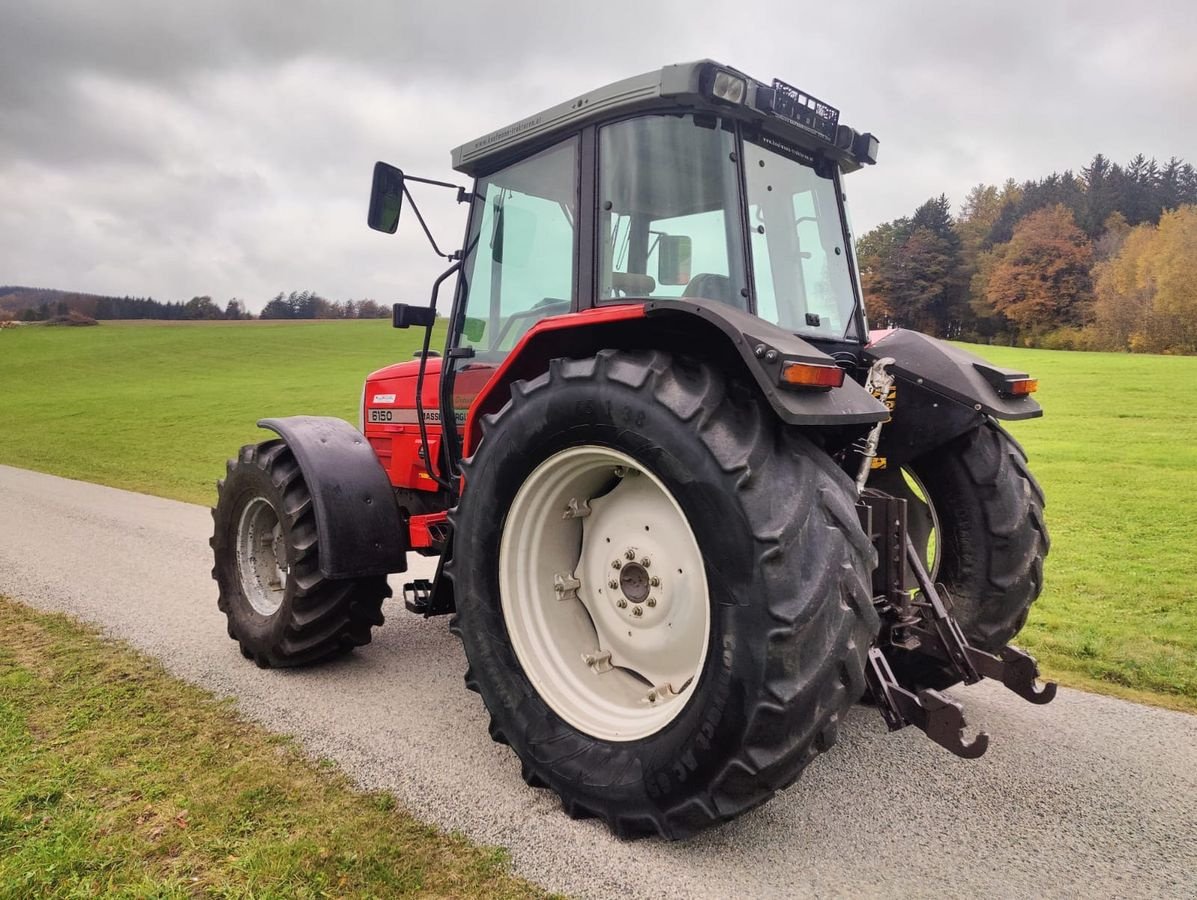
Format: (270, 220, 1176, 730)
(450, 60, 878, 178)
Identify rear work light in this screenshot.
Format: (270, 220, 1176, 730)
(779, 361, 845, 391)
(702, 66, 747, 104)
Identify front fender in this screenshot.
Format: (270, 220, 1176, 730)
(258, 416, 407, 579)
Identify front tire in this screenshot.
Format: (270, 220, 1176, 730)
(448, 350, 879, 839)
(211, 440, 390, 667)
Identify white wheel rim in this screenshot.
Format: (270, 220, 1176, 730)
(236, 496, 288, 616)
(498, 445, 711, 742)
(901, 467, 941, 581)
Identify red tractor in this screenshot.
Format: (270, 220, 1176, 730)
(211, 61, 1054, 839)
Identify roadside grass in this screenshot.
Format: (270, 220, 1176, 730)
(960, 344, 1197, 712)
(0, 321, 1194, 710)
(0, 596, 545, 899)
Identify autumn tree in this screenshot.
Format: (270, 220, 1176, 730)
(855, 196, 967, 336)
(982, 204, 1094, 339)
(856, 218, 909, 326)
(1094, 205, 1197, 353)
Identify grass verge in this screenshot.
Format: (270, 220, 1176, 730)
(0, 596, 545, 899)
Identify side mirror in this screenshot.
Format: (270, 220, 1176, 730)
(368, 162, 405, 234)
(657, 235, 693, 286)
(392, 303, 435, 329)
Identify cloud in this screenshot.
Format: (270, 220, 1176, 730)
(1, 1, 1194, 309)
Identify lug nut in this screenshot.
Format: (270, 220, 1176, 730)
(649, 576, 660, 587)
(640, 557, 651, 568)
(647, 597, 657, 607)
(612, 559, 622, 570)
(624, 548, 636, 560)
(617, 598, 628, 608)
(608, 579, 619, 590)
(632, 606, 643, 617)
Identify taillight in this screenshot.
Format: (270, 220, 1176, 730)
(778, 361, 845, 390)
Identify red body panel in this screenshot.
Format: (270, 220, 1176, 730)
(461, 304, 647, 456)
(408, 511, 449, 550)
(362, 357, 446, 493)
(362, 304, 647, 491)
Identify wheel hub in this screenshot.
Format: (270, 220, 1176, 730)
(618, 560, 650, 603)
(235, 496, 287, 617)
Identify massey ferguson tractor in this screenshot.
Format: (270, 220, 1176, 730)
(211, 60, 1054, 838)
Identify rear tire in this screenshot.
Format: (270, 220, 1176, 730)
(886, 421, 1049, 689)
(211, 440, 390, 667)
(448, 350, 879, 839)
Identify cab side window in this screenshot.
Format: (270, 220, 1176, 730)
(456, 139, 578, 361)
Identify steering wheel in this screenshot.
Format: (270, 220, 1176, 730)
(492, 299, 571, 350)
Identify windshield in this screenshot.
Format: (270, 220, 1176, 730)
(743, 138, 858, 339)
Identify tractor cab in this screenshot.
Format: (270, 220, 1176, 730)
(374, 62, 879, 365)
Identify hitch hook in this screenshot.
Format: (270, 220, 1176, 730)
(866, 648, 990, 759)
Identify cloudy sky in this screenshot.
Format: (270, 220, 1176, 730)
(1, 1, 1194, 311)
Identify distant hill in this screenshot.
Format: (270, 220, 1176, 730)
(0, 286, 256, 321)
(0, 286, 119, 318)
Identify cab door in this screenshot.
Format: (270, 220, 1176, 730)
(449, 137, 580, 418)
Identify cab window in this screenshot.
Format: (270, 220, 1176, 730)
(598, 115, 747, 308)
(455, 138, 578, 361)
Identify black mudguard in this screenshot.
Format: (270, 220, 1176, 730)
(646, 299, 888, 426)
(864, 329, 1042, 467)
(258, 416, 407, 580)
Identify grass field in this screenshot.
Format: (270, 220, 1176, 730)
(1, 320, 1194, 710)
(0, 596, 543, 898)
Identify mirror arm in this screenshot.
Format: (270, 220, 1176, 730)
(401, 173, 472, 204)
(403, 186, 457, 260)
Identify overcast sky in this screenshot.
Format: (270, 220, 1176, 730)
(2, 1, 1194, 311)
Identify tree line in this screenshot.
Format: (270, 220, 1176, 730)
(1, 289, 391, 322)
(857, 153, 1197, 353)
(258, 291, 391, 319)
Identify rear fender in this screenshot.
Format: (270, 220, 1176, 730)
(461, 300, 888, 457)
(258, 416, 407, 579)
(865, 329, 1042, 467)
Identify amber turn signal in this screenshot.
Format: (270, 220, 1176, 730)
(1006, 378, 1038, 396)
(779, 361, 845, 390)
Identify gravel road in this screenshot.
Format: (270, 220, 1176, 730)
(2, 463, 1195, 898)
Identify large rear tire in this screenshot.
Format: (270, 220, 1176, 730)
(448, 350, 879, 839)
(211, 440, 390, 667)
(878, 421, 1048, 689)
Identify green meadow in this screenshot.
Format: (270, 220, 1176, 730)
(1, 320, 1194, 710)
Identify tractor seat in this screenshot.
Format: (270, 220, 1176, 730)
(681, 273, 743, 309)
(611, 272, 656, 298)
